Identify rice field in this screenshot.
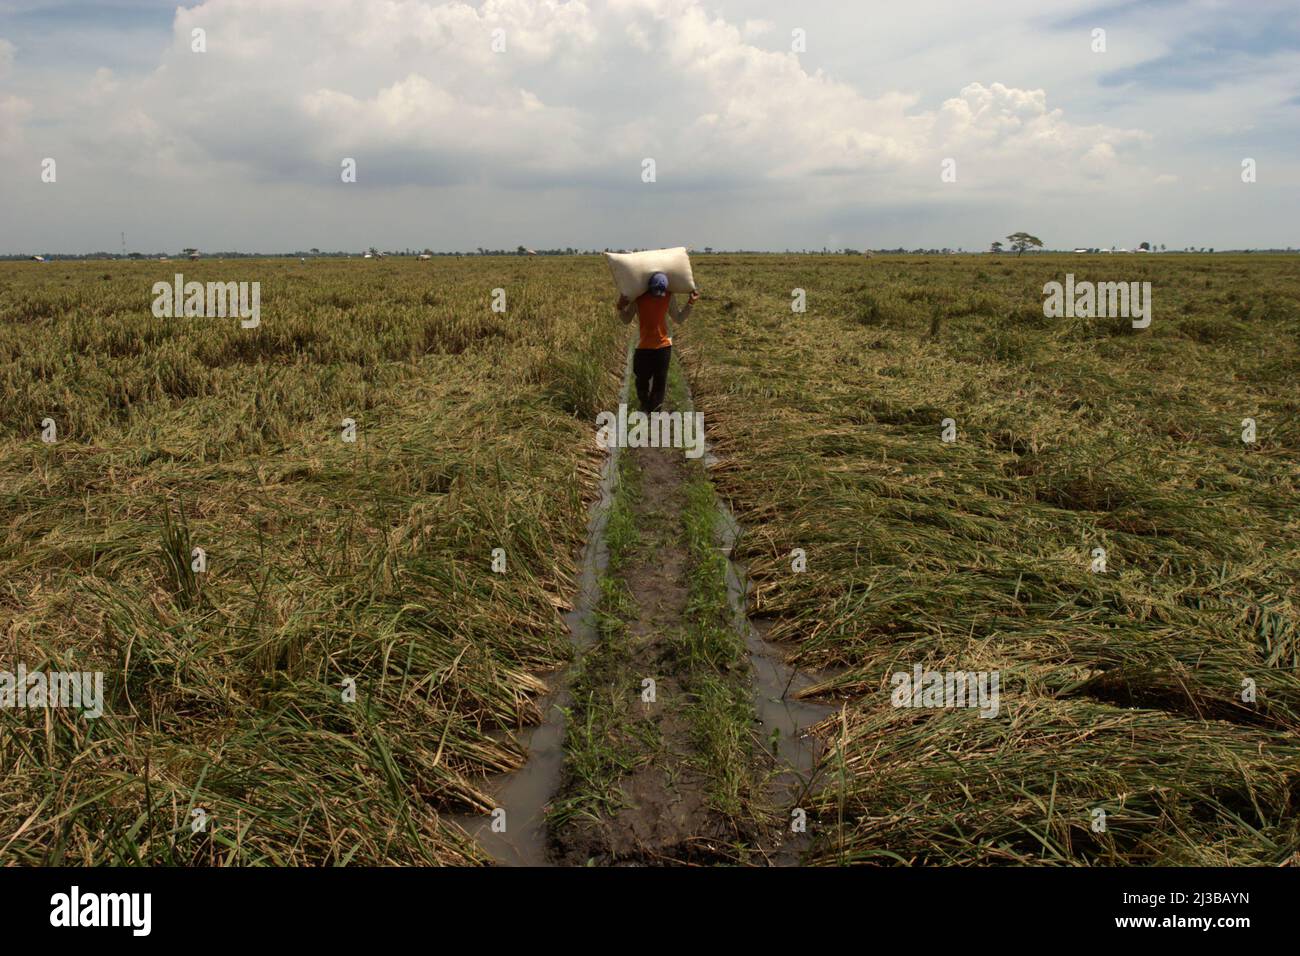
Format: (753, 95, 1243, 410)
(680, 253, 1300, 865)
(0, 257, 622, 864)
(1, 252, 1297, 865)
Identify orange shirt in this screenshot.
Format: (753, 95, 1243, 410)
(635, 292, 672, 349)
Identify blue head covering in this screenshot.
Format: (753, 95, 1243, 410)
(647, 272, 669, 297)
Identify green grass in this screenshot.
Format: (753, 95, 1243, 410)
(670, 361, 758, 823)
(547, 448, 657, 831)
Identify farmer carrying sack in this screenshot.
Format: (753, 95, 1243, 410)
(604, 247, 696, 299)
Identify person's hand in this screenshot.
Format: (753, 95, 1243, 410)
(688, 290, 700, 304)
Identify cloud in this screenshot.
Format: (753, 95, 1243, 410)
(1065, 0, 1300, 92)
(13, 0, 1143, 200)
(87, 67, 119, 99)
(0, 93, 31, 157)
(933, 82, 1145, 158)
(3, 0, 1293, 252)
(298, 74, 598, 186)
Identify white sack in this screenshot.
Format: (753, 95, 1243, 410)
(604, 247, 696, 298)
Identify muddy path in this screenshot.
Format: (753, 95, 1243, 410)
(451, 345, 835, 865)
(546, 354, 838, 865)
(550, 407, 734, 864)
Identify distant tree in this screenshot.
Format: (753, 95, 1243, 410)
(310, 248, 320, 255)
(1138, 241, 1151, 251)
(990, 240, 1004, 254)
(1006, 232, 1043, 256)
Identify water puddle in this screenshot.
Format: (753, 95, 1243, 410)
(447, 348, 632, 866)
(714, 501, 836, 781)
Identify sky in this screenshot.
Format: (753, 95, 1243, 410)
(1, 0, 1297, 253)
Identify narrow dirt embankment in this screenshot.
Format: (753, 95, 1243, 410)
(548, 351, 837, 865)
(543, 361, 738, 868)
(453, 339, 835, 866)
(551, 407, 728, 863)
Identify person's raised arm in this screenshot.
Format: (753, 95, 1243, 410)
(616, 294, 636, 324)
(670, 290, 700, 324)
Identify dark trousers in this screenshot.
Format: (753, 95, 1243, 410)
(633, 346, 672, 413)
